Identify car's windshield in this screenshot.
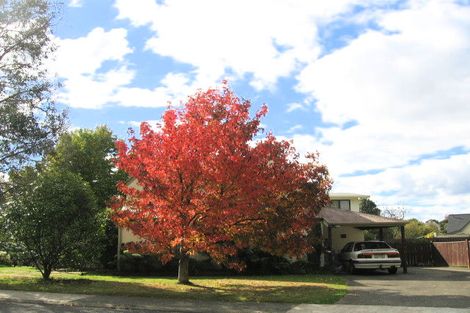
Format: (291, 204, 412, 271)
(354, 241, 391, 251)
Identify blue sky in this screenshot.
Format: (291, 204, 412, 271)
(51, 0, 470, 221)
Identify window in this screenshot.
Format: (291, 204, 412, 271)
(353, 241, 391, 251)
(331, 200, 351, 210)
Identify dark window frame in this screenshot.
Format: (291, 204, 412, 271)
(331, 199, 351, 210)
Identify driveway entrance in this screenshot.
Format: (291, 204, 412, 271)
(339, 267, 470, 308)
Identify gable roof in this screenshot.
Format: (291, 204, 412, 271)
(318, 207, 407, 227)
(447, 214, 470, 234)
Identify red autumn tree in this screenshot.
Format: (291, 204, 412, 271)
(113, 85, 331, 283)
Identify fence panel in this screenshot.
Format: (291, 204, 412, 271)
(389, 239, 435, 266)
(433, 240, 470, 267)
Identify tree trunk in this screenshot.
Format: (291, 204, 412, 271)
(177, 252, 190, 284)
(42, 266, 52, 280)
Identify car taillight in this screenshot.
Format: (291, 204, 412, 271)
(387, 252, 400, 257)
(357, 253, 372, 258)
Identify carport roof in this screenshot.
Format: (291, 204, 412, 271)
(318, 207, 407, 227)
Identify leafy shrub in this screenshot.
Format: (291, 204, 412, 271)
(0, 251, 12, 266)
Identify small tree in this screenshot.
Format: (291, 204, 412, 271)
(359, 199, 381, 216)
(2, 168, 102, 280)
(113, 85, 331, 283)
(395, 218, 438, 239)
(359, 199, 383, 240)
(439, 219, 448, 234)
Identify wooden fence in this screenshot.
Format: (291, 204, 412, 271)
(389, 238, 470, 268)
(433, 239, 470, 267)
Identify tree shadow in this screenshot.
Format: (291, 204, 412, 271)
(0, 276, 344, 304)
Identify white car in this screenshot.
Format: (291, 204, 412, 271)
(340, 241, 401, 274)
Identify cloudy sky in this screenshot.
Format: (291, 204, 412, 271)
(52, 0, 470, 221)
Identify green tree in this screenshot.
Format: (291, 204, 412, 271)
(359, 199, 384, 240)
(439, 219, 448, 234)
(395, 218, 438, 239)
(2, 168, 102, 280)
(0, 0, 66, 176)
(48, 126, 127, 268)
(359, 199, 381, 216)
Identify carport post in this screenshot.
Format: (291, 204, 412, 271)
(117, 227, 122, 272)
(400, 225, 407, 273)
(327, 225, 333, 266)
(466, 239, 470, 269)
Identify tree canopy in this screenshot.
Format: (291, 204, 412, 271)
(48, 126, 127, 268)
(359, 199, 381, 216)
(0, 0, 66, 176)
(49, 126, 126, 208)
(2, 168, 102, 280)
(113, 85, 331, 283)
(396, 218, 439, 239)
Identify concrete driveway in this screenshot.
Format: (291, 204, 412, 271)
(339, 267, 470, 308)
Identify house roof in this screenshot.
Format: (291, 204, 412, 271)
(447, 214, 470, 234)
(329, 193, 369, 199)
(318, 207, 407, 227)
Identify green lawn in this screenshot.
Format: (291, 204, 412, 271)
(0, 266, 347, 304)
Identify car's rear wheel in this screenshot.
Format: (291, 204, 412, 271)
(388, 266, 397, 274)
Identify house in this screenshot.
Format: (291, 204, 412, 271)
(119, 189, 407, 255)
(319, 193, 407, 253)
(117, 191, 409, 272)
(316, 193, 408, 272)
(445, 214, 470, 236)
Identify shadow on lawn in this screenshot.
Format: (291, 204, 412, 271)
(0, 276, 344, 304)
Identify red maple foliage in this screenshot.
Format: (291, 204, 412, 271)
(112, 85, 331, 283)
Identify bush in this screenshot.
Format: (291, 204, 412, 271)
(119, 253, 165, 274)
(0, 251, 12, 266)
(117, 250, 322, 276)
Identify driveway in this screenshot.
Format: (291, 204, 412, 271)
(339, 267, 470, 308)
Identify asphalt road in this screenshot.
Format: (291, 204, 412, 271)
(339, 267, 470, 308)
(1, 301, 470, 313)
(0, 302, 149, 313)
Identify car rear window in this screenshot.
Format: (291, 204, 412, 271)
(354, 241, 391, 251)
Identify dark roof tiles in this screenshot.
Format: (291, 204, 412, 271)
(447, 214, 470, 234)
(318, 207, 407, 227)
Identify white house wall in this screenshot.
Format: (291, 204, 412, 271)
(331, 226, 364, 252)
(350, 199, 361, 212)
(121, 227, 142, 244)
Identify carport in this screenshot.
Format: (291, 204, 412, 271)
(318, 207, 409, 273)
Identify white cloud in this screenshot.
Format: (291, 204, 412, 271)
(287, 124, 303, 133)
(51, 26, 214, 109)
(120, 120, 162, 129)
(114, 0, 389, 91)
(332, 153, 470, 221)
(52, 28, 132, 78)
(68, 0, 83, 7)
(58, 66, 135, 109)
(286, 102, 307, 113)
(51, 27, 134, 109)
(296, 1, 470, 175)
(113, 72, 193, 108)
(290, 1, 470, 220)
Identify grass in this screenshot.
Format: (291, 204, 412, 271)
(0, 266, 347, 304)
